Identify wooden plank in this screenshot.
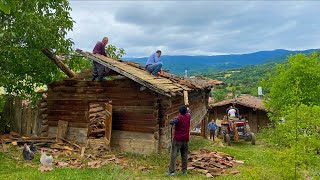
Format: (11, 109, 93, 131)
(112, 125, 155, 133)
(47, 110, 86, 116)
(42, 49, 76, 78)
(56, 120, 69, 142)
(47, 121, 88, 128)
(184, 90, 189, 106)
(25, 103, 32, 135)
(31, 108, 38, 136)
(21, 104, 27, 135)
(105, 103, 112, 146)
(48, 116, 87, 123)
(14, 97, 22, 134)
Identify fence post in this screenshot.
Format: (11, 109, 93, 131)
(26, 103, 32, 135)
(21, 104, 27, 135)
(32, 107, 38, 136)
(0, 95, 14, 134)
(14, 97, 22, 134)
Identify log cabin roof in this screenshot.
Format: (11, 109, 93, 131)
(210, 95, 267, 111)
(76, 49, 217, 97)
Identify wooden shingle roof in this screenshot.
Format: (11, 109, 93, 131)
(76, 49, 214, 97)
(211, 95, 267, 111)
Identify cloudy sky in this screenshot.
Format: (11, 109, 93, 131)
(68, 1, 320, 57)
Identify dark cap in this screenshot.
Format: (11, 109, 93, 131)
(179, 105, 187, 115)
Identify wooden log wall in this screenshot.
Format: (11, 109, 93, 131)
(46, 79, 158, 135)
(158, 90, 210, 151)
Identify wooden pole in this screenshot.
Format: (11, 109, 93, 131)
(31, 107, 38, 136)
(14, 97, 22, 134)
(105, 102, 112, 146)
(42, 48, 76, 78)
(183, 90, 189, 106)
(26, 103, 32, 135)
(21, 104, 27, 135)
(0, 95, 14, 133)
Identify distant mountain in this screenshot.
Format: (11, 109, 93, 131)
(123, 49, 319, 75)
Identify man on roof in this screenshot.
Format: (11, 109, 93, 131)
(145, 50, 163, 76)
(92, 37, 109, 81)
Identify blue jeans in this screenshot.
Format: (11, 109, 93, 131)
(146, 62, 162, 76)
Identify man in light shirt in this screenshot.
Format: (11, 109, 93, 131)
(145, 50, 162, 76)
(228, 106, 237, 118)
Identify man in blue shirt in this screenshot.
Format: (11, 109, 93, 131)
(145, 50, 162, 76)
(208, 120, 218, 141)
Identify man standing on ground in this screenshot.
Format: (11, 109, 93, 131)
(92, 37, 109, 81)
(145, 50, 162, 76)
(208, 119, 218, 142)
(166, 105, 191, 176)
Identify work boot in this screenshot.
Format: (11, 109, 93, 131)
(165, 172, 175, 176)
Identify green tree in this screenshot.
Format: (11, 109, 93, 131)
(211, 88, 226, 102)
(260, 52, 320, 177)
(0, 0, 16, 14)
(105, 44, 126, 59)
(0, 0, 75, 99)
(262, 53, 320, 116)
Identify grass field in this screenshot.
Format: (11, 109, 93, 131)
(0, 136, 317, 180)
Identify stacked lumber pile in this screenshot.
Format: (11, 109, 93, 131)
(188, 149, 242, 177)
(88, 103, 107, 138)
(39, 94, 48, 137)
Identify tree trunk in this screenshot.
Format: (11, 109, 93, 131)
(42, 48, 76, 78)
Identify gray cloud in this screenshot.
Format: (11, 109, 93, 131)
(68, 1, 320, 57)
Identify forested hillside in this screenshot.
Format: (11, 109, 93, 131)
(125, 49, 318, 75)
(200, 50, 320, 101)
(199, 62, 279, 101)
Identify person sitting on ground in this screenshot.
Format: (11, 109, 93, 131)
(166, 105, 191, 176)
(208, 119, 218, 142)
(92, 37, 109, 81)
(145, 50, 163, 76)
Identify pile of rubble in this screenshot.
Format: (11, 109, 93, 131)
(1, 133, 242, 175)
(188, 149, 243, 177)
(51, 138, 129, 169)
(0, 132, 131, 170)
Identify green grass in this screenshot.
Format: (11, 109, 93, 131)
(0, 136, 318, 180)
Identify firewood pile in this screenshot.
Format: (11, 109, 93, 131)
(88, 104, 107, 138)
(188, 149, 243, 177)
(39, 93, 48, 137)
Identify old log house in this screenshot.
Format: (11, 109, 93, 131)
(43, 49, 218, 154)
(209, 95, 269, 133)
